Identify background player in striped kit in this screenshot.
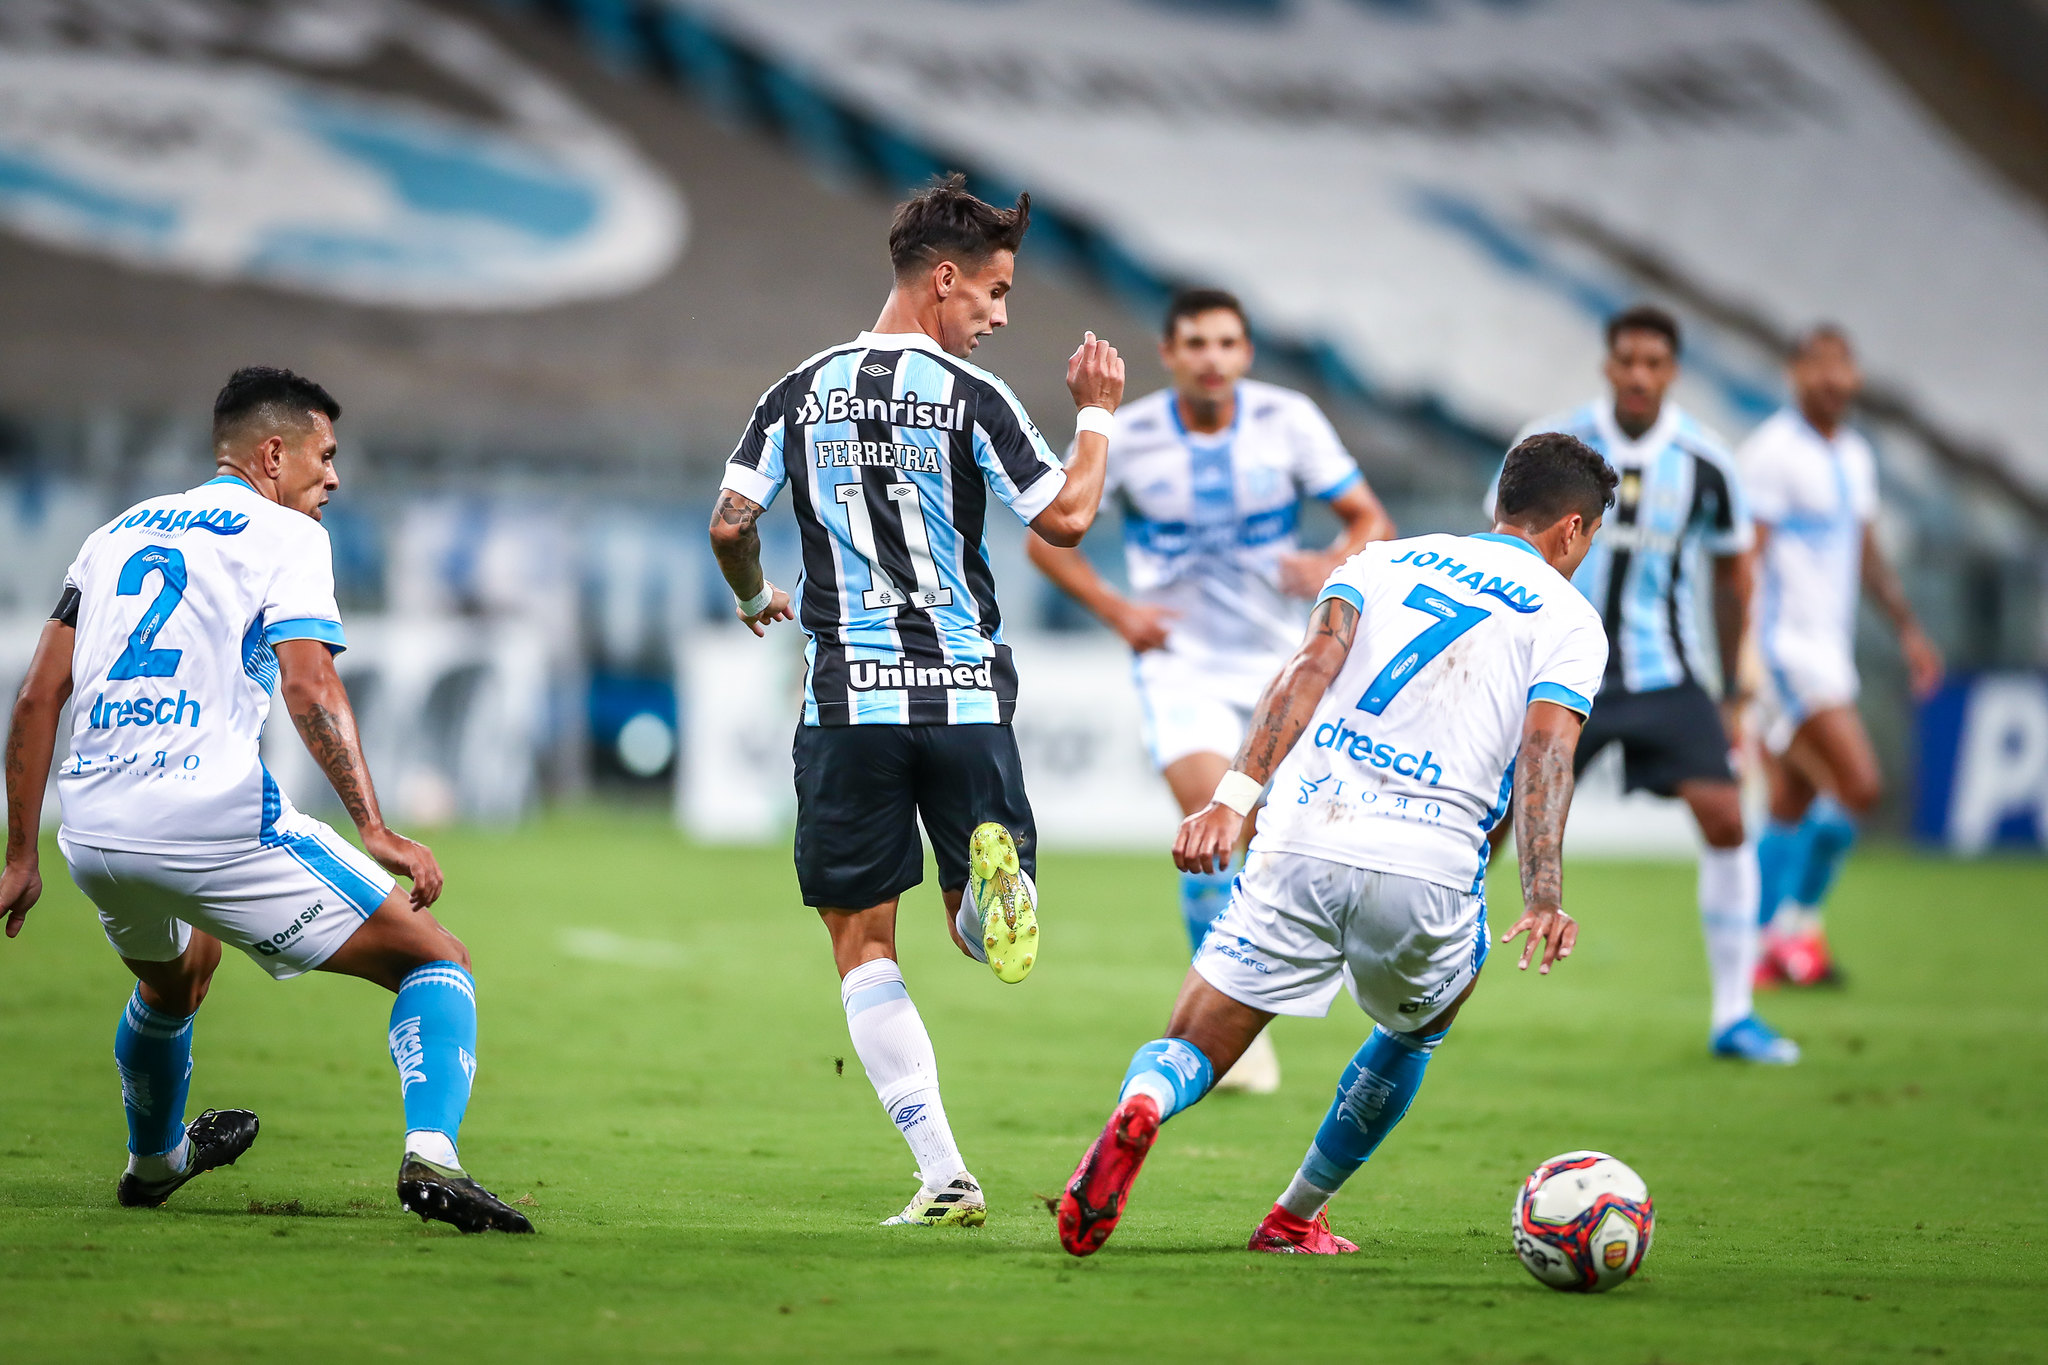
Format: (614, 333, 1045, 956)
(709, 175, 1125, 1227)
(1026, 287, 1394, 1093)
(1490, 305, 1796, 1065)
(1740, 326, 1943, 986)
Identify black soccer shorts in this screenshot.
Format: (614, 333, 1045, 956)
(1573, 680, 1735, 797)
(791, 723, 1038, 910)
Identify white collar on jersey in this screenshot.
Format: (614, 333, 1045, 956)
(855, 329, 951, 356)
(1593, 396, 1680, 463)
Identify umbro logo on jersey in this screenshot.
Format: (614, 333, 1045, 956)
(796, 387, 969, 432)
(861, 363, 892, 377)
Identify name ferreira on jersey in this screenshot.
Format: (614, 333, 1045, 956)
(795, 387, 969, 432)
(847, 659, 995, 692)
(106, 506, 250, 536)
(1388, 547, 1543, 614)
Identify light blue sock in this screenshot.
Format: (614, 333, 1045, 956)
(1118, 1037, 1215, 1121)
(1755, 818, 1808, 928)
(1179, 860, 1238, 955)
(1794, 796, 1858, 908)
(114, 987, 195, 1158)
(388, 962, 478, 1161)
(1290, 1025, 1446, 1200)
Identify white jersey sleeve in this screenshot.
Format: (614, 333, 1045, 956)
(259, 518, 346, 651)
(1528, 607, 1609, 716)
(1737, 422, 1794, 526)
(1284, 395, 1362, 501)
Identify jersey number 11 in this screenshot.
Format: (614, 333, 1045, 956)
(837, 482, 955, 611)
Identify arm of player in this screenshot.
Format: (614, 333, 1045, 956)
(1859, 523, 1942, 699)
(1, 620, 75, 938)
(708, 490, 795, 637)
(275, 639, 442, 909)
(1276, 482, 1397, 598)
(1172, 595, 1360, 874)
(1710, 549, 1752, 747)
(1500, 701, 1586, 974)
(1028, 334, 1126, 548)
(1024, 533, 1174, 652)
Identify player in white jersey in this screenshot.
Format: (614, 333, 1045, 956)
(0, 368, 529, 1232)
(1026, 288, 1394, 1092)
(1740, 327, 1942, 986)
(1056, 434, 1615, 1256)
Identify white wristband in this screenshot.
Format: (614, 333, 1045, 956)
(1213, 769, 1264, 817)
(1074, 405, 1114, 439)
(737, 583, 774, 616)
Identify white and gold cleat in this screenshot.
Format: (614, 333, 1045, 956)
(969, 822, 1037, 984)
(881, 1174, 988, 1227)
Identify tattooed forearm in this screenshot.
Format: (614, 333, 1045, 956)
(294, 701, 381, 832)
(1513, 724, 1576, 913)
(709, 490, 767, 598)
(5, 625, 71, 861)
(1231, 598, 1358, 782)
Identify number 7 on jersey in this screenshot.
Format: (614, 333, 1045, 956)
(1357, 583, 1492, 715)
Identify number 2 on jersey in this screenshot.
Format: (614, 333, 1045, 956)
(836, 482, 955, 610)
(1357, 583, 1491, 715)
(107, 545, 189, 680)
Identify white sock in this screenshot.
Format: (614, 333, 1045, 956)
(1699, 843, 1760, 1033)
(841, 959, 967, 1187)
(953, 899, 988, 964)
(405, 1130, 459, 1169)
(1277, 1169, 1335, 1221)
(126, 1135, 191, 1182)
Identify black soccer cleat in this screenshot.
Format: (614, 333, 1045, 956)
(398, 1155, 534, 1234)
(116, 1108, 260, 1208)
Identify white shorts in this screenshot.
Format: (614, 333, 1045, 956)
(1133, 649, 1279, 770)
(1194, 849, 1488, 1034)
(1758, 636, 1859, 754)
(62, 813, 397, 980)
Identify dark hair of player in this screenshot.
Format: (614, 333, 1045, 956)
(1604, 304, 1682, 358)
(1497, 431, 1618, 530)
(1162, 287, 1248, 340)
(887, 173, 1031, 278)
(212, 366, 341, 445)
(1790, 322, 1852, 359)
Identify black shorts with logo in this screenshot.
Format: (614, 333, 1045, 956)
(1573, 680, 1734, 797)
(792, 723, 1037, 910)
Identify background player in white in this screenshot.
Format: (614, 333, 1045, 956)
(0, 368, 530, 1233)
(1741, 326, 1943, 986)
(1056, 434, 1614, 1257)
(1026, 288, 1395, 1093)
(1490, 306, 1795, 1065)
(710, 177, 1125, 1228)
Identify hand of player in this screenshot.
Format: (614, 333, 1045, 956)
(738, 584, 794, 638)
(362, 827, 444, 910)
(1066, 332, 1125, 413)
(1113, 601, 1175, 652)
(1173, 802, 1245, 875)
(1275, 549, 1339, 599)
(0, 857, 42, 939)
(1901, 624, 1944, 701)
(1719, 696, 1749, 774)
(1501, 904, 1576, 975)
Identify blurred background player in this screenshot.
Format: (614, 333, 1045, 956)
(0, 368, 529, 1233)
(1492, 305, 1796, 1065)
(1741, 326, 1944, 987)
(1057, 434, 1613, 1257)
(1026, 287, 1394, 1093)
(710, 176, 1125, 1227)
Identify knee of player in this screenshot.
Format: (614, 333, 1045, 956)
(437, 933, 472, 971)
(1837, 773, 1882, 818)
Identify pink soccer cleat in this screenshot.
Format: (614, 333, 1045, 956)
(1247, 1205, 1358, 1254)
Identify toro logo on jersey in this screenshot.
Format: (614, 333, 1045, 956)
(1313, 717, 1444, 784)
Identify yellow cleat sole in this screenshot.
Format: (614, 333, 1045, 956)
(969, 822, 1036, 984)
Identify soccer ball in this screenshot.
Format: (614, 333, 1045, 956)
(1511, 1151, 1655, 1292)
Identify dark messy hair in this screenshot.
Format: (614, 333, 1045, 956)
(211, 366, 340, 446)
(1604, 304, 1682, 358)
(1497, 431, 1618, 530)
(1162, 287, 1248, 341)
(888, 173, 1030, 277)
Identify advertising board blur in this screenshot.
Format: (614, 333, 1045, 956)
(1915, 674, 2048, 854)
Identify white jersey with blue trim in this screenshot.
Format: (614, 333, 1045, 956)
(1737, 407, 1877, 669)
(1102, 380, 1362, 670)
(1495, 400, 1750, 695)
(55, 476, 348, 854)
(1251, 533, 1608, 894)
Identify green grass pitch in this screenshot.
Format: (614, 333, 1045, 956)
(1, 814, 2043, 1363)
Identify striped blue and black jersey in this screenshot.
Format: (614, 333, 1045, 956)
(720, 330, 1068, 726)
(1492, 400, 1752, 695)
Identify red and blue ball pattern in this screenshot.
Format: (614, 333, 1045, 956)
(1511, 1150, 1655, 1292)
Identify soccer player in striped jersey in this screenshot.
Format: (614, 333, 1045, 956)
(0, 368, 529, 1231)
(1026, 287, 1395, 1094)
(1487, 305, 1796, 1065)
(1740, 326, 1942, 986)
(709, 175, 1125, 1227)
